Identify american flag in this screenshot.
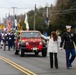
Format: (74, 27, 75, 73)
(7, 16, 11, 32)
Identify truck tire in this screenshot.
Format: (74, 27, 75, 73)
(20, 49, 24, 57)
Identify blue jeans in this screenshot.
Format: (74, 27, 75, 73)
(65, 50, 76, 68)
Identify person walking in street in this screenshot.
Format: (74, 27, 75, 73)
(41, 31, 61, 69)
(0, 32, 2, 48)
(7, 32, 12, 51)
(11, 32, 15, 50)
(2, 31, 8, 51)
(47, 31, 61, 69)
(60, 25, 76, 69)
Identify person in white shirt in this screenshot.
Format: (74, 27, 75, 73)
(48, 31, 61, 69)
(41, 31, 61, 69)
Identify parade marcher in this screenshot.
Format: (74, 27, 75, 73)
(41, 31, 61, 69)
(60, 25, 76, 69)
(2, 31, 8, 51)
(11, 32, 15, 50)
(1, 31, 4, 47)
(7, 32, 12, 50)
(0, 32, 2, 48)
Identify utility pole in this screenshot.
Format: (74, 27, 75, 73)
(34, 4, 36, 30)
(46, 5, 48, 18)
(46, 3, 49, 26)
(11, 7, 16, 28)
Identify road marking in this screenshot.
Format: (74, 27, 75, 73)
(0, 55, 37, 75)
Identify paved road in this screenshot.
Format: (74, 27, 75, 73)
(0, 47, 76, 75)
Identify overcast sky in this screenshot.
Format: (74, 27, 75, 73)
(0, 0, 56, 20)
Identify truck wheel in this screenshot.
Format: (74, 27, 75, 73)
(20, 49, 24, 57)
(42, 49, 47, 57)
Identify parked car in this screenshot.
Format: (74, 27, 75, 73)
(15, 30, 47, 57)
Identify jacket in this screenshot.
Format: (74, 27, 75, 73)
(60, 32, 76, 50)
(48, 36, 61, 53)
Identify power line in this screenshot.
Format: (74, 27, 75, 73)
(0, 7, 33, 10)
(51, 8, 76, 14)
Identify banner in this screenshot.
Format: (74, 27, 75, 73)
(24, 14, 29, 30)
(15, 15, 18, 30)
